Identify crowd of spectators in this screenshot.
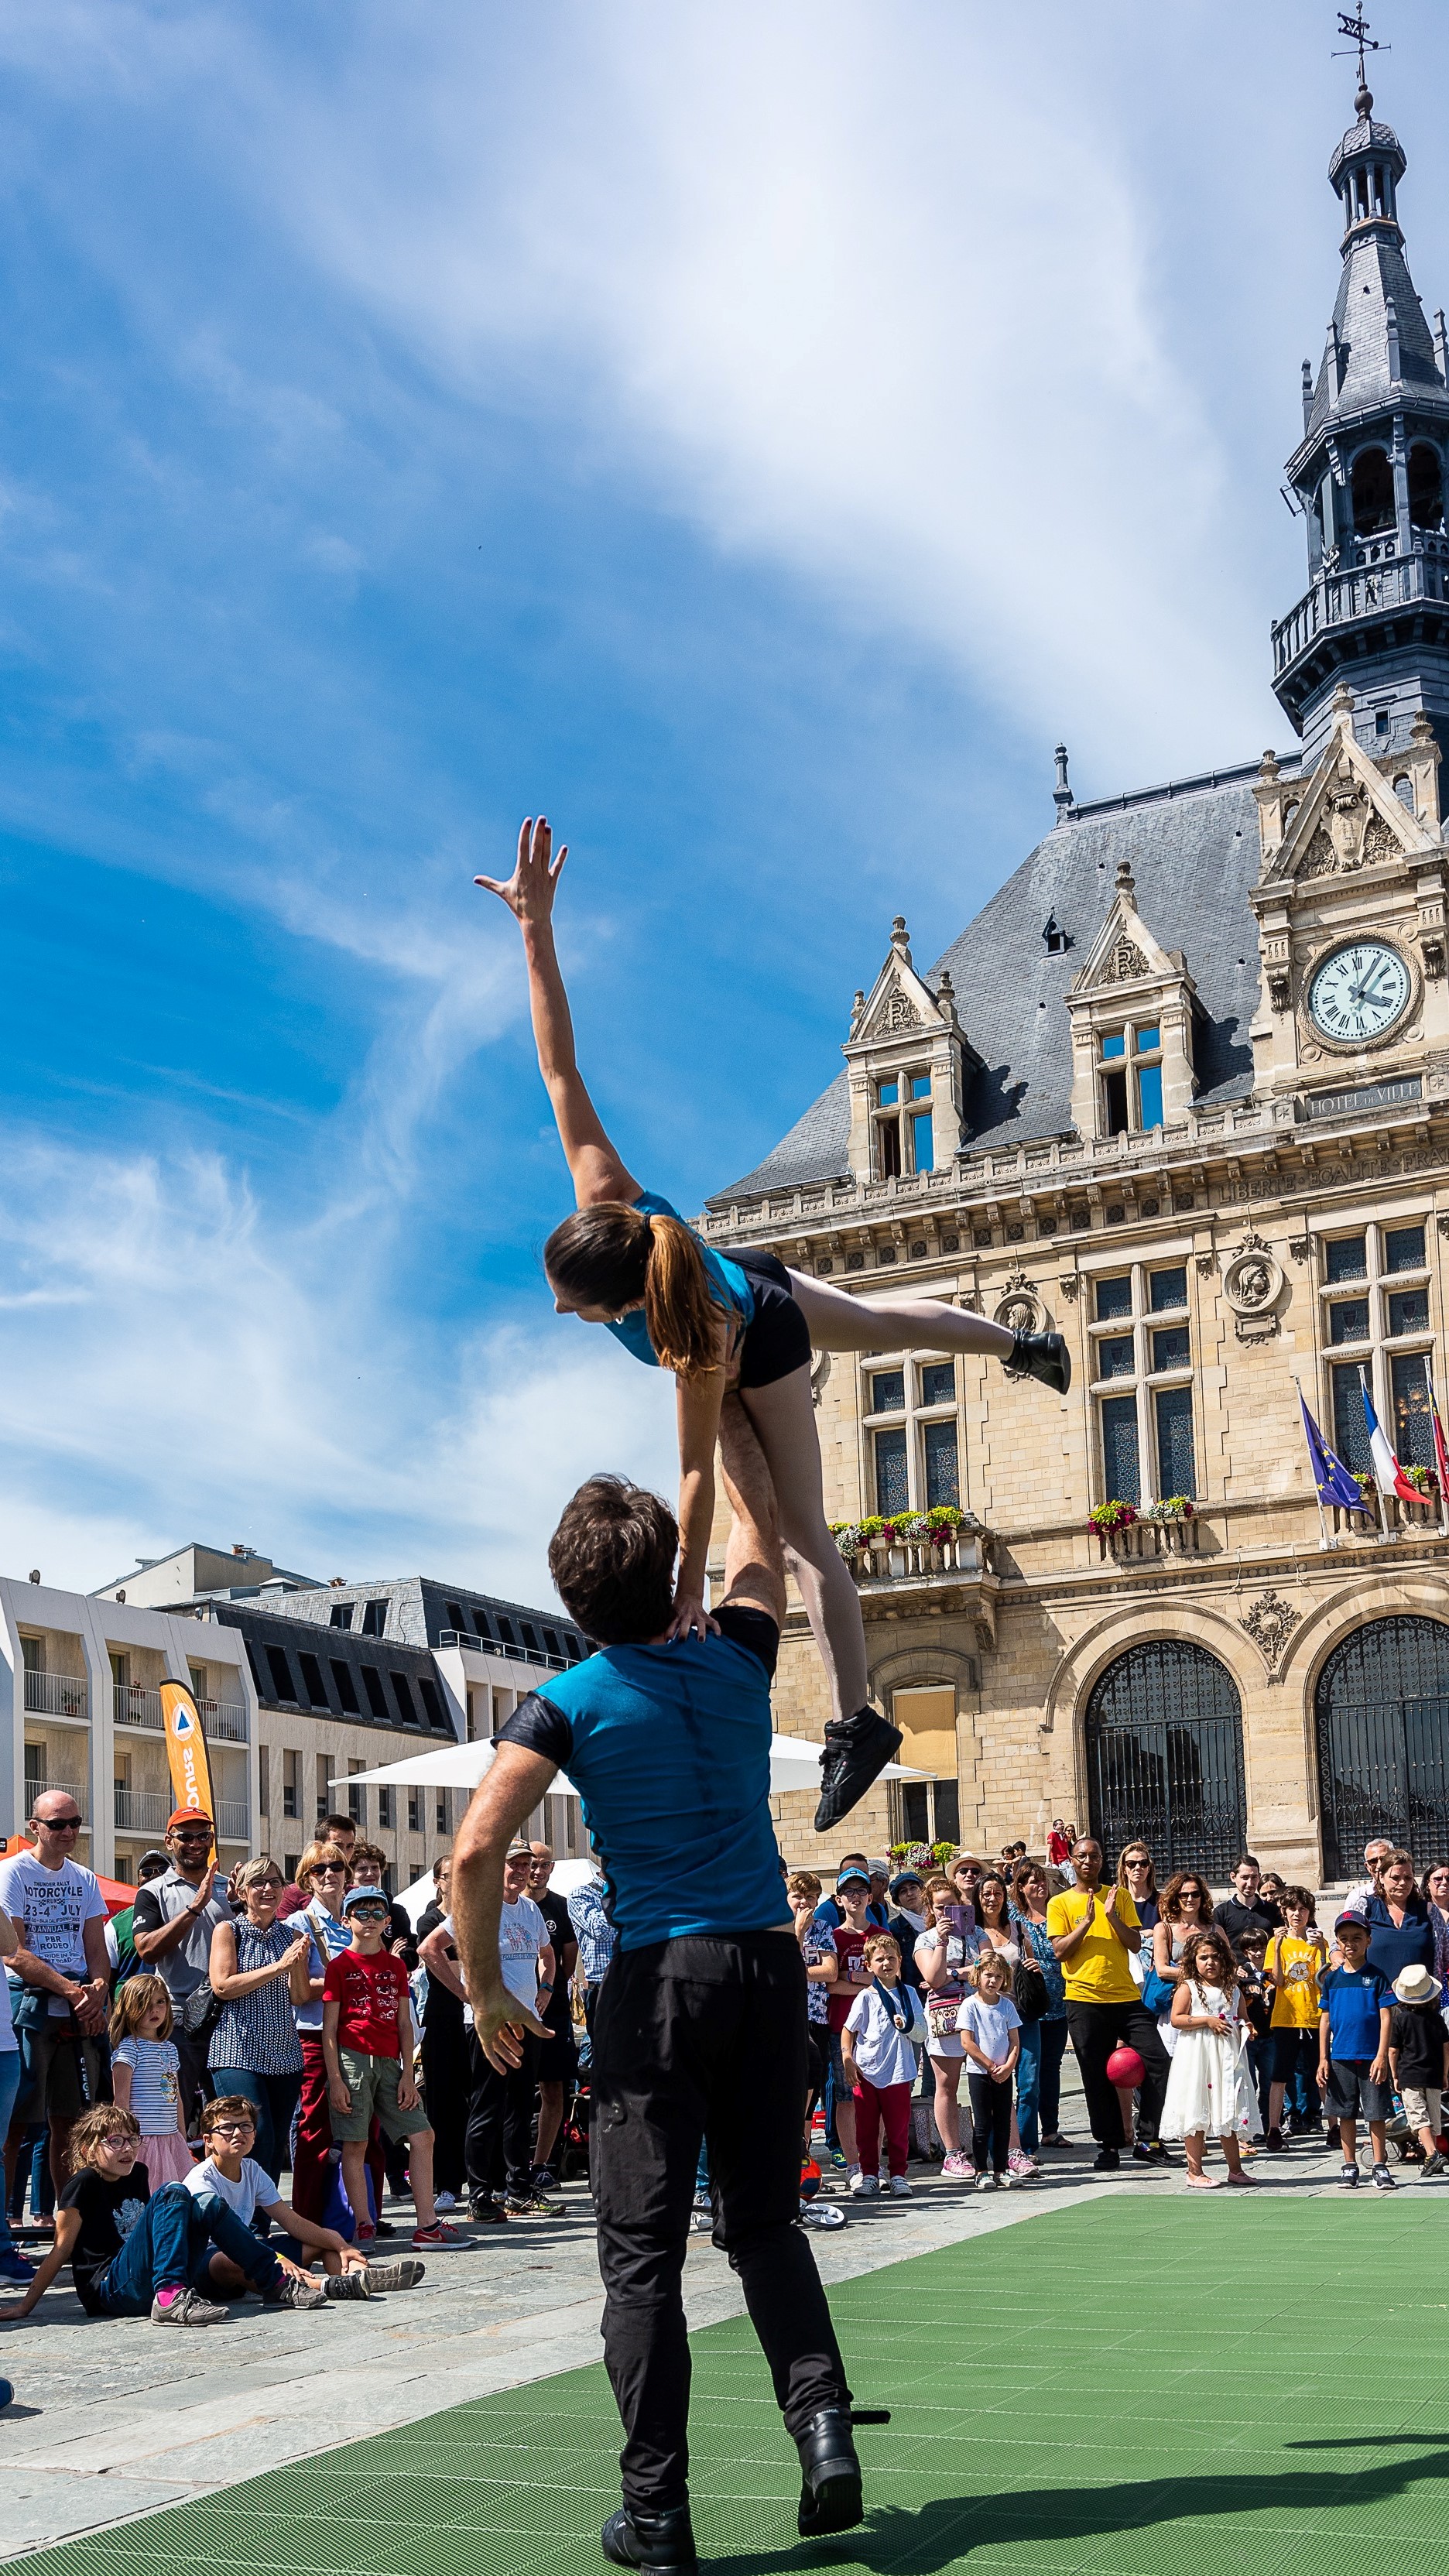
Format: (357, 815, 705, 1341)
(4, 1776, 1446, 2332)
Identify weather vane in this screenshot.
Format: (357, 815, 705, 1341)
(1333, 11, 1388, 91)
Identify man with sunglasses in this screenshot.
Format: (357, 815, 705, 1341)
(0, 1791, 111, 2199)
(130, 1807, 235, 2130)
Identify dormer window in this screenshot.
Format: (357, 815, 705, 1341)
(873, 1070, 933, 1178)
(1100, 1025, 1164, 1137)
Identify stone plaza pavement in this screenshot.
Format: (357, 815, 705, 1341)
(0, 2067, 1411, 2567)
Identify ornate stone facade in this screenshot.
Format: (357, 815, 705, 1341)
(700, 80, 1449, 1885)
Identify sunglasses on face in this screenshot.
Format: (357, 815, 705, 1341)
(39, 1815, 82, 1831)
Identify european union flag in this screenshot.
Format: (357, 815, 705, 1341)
(1298, 1389, 1368, 1511)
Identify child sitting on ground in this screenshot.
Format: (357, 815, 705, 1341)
(1318, 1912, 1395, 2191)
(187, 2095, 425, 2297)
(1387, 1965, 1449, 2176)
(108, 1975, 194, 2187)
(955, 1951, 1022, 2191)
(0, 2105, 334, 2326)
(841, 1932, 925, 2201)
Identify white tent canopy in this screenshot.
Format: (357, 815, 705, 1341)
(332, 1735, 927, 1804)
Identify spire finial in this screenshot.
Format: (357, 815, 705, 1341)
(1115, 858, 1136, 896)
(1052, 743, 1074, 822)
(1333, 10, 1385, 109)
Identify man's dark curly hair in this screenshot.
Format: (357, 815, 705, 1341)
(547, 1475, 677, 1645)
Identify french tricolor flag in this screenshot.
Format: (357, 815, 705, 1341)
(1360, 1369, 1422, 1505)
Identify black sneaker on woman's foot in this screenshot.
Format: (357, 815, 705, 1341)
(815, 1707, 903, 1832)
(1005, 1330, 1071, 1394)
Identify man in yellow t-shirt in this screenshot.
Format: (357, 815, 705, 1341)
(1046, 1838, 1171, 2171)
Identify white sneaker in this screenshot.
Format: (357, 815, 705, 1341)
(845, 2165, 865, 2194)
(434, 2191, 458, 2214)
(850, 2170, 880, 2197)
(889, 2174, 911, 2198)
(976, 2171, 997, 2192)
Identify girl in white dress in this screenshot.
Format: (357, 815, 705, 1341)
(1160, 1928, 1262, 2188)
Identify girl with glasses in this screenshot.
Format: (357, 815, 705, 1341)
(207, 1858, 309, 2185)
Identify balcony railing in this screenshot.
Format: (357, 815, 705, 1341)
(113, 1684, 248, 1742)
(838, 1530, 991, 1585)
(437, 1632, 573, 1670)
(23, 1775, 84, 1808)
(113, 1786, 170, 1835)
(1273, 547, 1449, 676)
(22, 1670, 87, 1721)
(1327, 1492, 1446, 1540)
(216, 1800, 250, 1844)
(1095, 1516, 1205, 1564)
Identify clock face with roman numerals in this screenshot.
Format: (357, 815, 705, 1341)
(1307, 940, 1411, 1046)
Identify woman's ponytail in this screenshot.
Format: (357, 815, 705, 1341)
(543, 1203, 721, 1378)
(643, 1212, 720, 1377)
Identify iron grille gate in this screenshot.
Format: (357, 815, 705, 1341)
(1084, 1640, 1248, 1879)
(1316, 1615, 1449, 1879)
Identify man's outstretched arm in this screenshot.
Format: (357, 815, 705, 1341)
(453, 1742, 558, 2071)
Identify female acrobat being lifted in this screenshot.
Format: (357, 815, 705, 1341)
(476, 818, 1070, 1832)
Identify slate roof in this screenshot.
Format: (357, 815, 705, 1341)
(711, 766, 1292, 1205)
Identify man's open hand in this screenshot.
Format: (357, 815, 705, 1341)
(474, 1980, 549, 2073)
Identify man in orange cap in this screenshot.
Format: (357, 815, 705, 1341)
(132, 1809, 234, 2129)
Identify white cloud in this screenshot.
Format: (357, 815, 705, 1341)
(0, 1128, 678, 1602)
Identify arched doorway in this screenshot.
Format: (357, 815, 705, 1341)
(1084, 1640, 1247, 1877)
(1315, 1617, 1449, 1878)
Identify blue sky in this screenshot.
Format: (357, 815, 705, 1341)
(2, 0, 1447, 1603)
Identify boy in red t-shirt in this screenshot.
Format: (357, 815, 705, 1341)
(322, 1886, 461, 2250)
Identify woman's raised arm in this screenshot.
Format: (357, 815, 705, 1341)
(477, 816, 640, 1209)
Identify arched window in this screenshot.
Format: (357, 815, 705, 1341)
(1084, 1640, 1246, 1878)
(1409, 444, 1444, 531)
(1352, 446, 1396, 536)
(1315, 1616, 1449, 1876)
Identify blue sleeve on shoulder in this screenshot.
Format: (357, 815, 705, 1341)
(496, 1686, 575, 1767)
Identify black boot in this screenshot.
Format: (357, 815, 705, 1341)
(796, 2407, 864, 2537)
(601, 2504, 699, 2574)
(1005, 1329, 1071, 1395)
(814, 1706, 903, 1833)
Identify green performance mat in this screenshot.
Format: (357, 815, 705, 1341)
(17, 2192, 1449, 2576)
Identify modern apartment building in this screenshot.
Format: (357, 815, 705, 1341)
(85, 1543, 591, 1882)
(1, 1574, 257, 1880)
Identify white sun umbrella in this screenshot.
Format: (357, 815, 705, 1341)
(332, 1736, 928, 1803)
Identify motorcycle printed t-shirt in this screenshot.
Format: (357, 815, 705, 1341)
(827, 1925, 872, 2033)
(322, 1947, 412, 2058)
(59, 2162, 152, 2311)
(0, 1852, 108, 2019)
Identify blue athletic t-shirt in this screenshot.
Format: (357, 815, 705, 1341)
(1321, 1962, 1391, 2060)
(496, 1608, 786, 1951)
(602, 1190, 755, 1370)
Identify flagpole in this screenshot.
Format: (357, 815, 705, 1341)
(1427, 1358, 1449, 1540)
(1293, 1374, 1334, 1553)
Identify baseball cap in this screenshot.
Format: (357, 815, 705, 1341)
(889, 1870, 923, 1897)
(836, 1865, 871, 1889)
(168, 1807, 214, 1832)
(342, 1885, 392, 1914)
(1334, 1910, 1367, 1934)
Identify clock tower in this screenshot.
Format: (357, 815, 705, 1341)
(1249, 683, 1447, 1108)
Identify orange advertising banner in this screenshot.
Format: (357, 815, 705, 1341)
(159, 1680, 216, 1824)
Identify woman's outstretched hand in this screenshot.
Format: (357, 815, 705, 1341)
(666, 1589, 719, 1645)
(475, 815, 567, 923)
